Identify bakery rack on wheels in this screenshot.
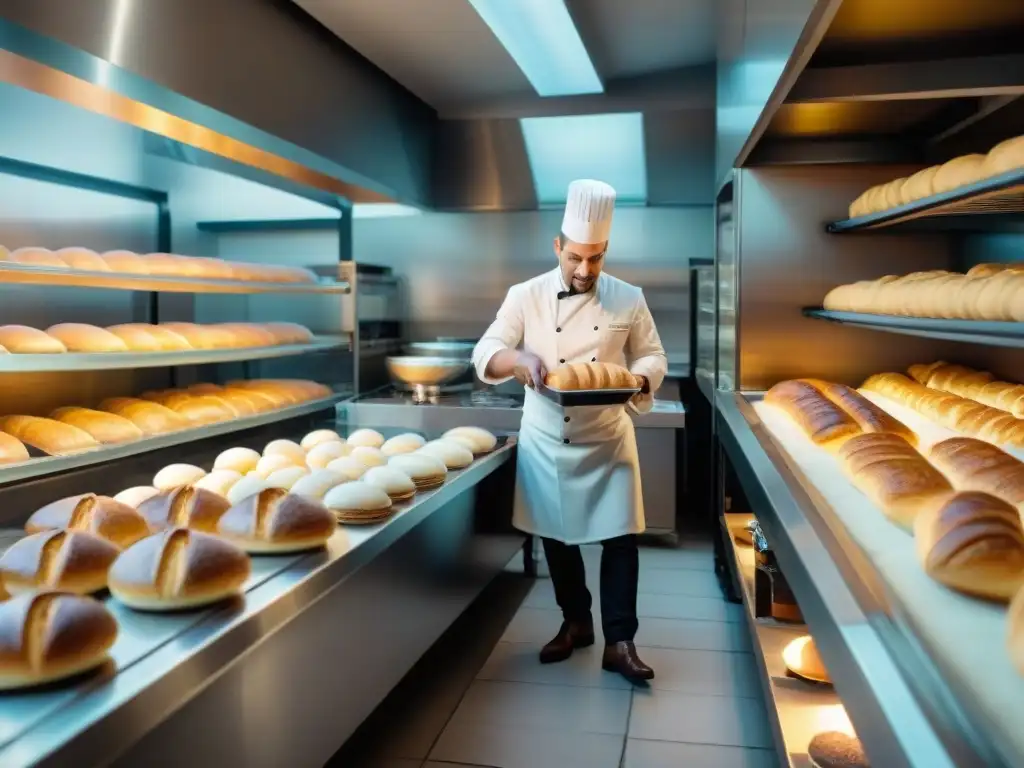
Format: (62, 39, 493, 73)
(709, 1, 1024, 767)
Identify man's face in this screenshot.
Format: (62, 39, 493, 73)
(554, 236, 606, 293)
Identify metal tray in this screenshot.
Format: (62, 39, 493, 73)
(803, 307, 1024, 348)
(538, 385, 640, 407)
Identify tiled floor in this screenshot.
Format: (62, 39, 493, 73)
(329, 539, 778, 768)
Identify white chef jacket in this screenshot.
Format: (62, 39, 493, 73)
(472, 268, 668, 544)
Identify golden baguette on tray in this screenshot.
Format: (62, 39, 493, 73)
(544, 362, 639, 391)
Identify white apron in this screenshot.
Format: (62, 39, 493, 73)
(473, 269, 667, 545)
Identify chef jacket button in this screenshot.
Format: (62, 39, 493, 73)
(594, 326, 599, 331)
(559, 358, 565, 363)
(563, 416, 570, 423)
(591, 357, 596, 361)
(556, 327, 562, 333)
(563, 438, 570, 444)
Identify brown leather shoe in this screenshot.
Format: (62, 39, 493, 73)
(602, 641, 655, 683)
(539, 620, 595, 664)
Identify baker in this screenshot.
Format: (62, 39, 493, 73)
(472, 179, 667, 683)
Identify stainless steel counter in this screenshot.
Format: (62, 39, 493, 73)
(0, 440, 520, 768)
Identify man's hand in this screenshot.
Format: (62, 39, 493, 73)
(514, 351, 547, 389)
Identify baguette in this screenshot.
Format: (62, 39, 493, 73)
(0, 433, 29, 464)
(929, 437, 1024, 512)
(49, 407, 144, 444)
(26, 493, 150, 548)
(544, 361, 638, 390)
(915, 491, 1024, 600)
(45, 324, 128, 353)
(0, 325, 67, 354)
(837, 433, 953, 530)
(0, 591, 117, 690)
(104, 324, 163, 352)
(763, 380, 862, 450)
(217, 488, 336, 553)
(0, 530, 119, 594)
(913, 362, 1024, 419)
(0, 415, 99, 455)
(802, 379, 916, 445)
(98, 397, 189, 435)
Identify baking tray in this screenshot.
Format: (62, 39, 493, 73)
(803, 307, 1024, 348)
(538, 384, 640, 407)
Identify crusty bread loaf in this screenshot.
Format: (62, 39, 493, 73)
(763, 380, 862, 450)
(912, 362, 1024, 419)
(914, 491, 1024, 601)
(98, 397, 189, 435)
(544, 362, 638, 391)
(0, 325, 67, 354)
(26, 494, 150, 548)
(137, 486, 231, 534)
(137, 324, 192, 351)
(0, 591, 117, 689)
(0, 433, 29, 464)
(0, 530, 120, 594)
(109, 528, 250, 611)
(837, 433, 954, 530)
(217, 488, 336, 553)
(929, 437, 1024, 511)
(0, 415, 99, 455)
(157, 322, 217, 349)
(104, 324, 162, 352)
(101, 250, 149, 274)
(49, 407, 144, 444)
(443, 426, 498, 454)
(45, 324, 128, 353)
(801, 379, 917, 445)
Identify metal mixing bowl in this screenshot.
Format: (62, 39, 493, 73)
(406, 341, 476, 359)
(386, 355, 471, 387)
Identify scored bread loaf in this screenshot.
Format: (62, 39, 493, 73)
(98, 397, 188, 435)
(0, 591, 118, 690)
(216, 488, 336, 553)
(0, 530, 120, 594)
(137, 486, 231, 534)
(109, 528, 251, 611)
(911, 361, 1024, 419)
(45, 324, 128, 353)
(914, 491, 1024, 601)
(544, 362, 638, 391)
(763, 380, 862, 450)
(801, 379, 916, 445)
(0, 415, 99, 455)
(928, 437, 1024, 511)
(26, 493, 150, 548)
(837, 433, 953, 530)
(0, 325, 67, 353)
(49, 407, 144, 444)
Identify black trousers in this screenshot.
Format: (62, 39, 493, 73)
(541, 534, 639, 644)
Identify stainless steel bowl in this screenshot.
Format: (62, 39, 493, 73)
(386, 355, 471, 387)
(406, 341, 476, 359)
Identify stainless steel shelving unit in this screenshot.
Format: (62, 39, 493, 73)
(802, 308, 1024, 347)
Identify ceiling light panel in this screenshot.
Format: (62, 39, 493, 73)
(467, 0, 603, 97)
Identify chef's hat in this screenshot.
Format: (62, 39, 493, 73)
(561, 179, 616, 245)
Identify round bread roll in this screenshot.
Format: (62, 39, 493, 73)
(351, 446, 387, 468)
(226, 473, 270, 506)
(266, 465, 310, 490)
(218, 488, 336, 554)
(0, 591, 118, 690)
(347, 428, 385, 449)
(45, 323, 129, 353)
(300, 429, 344, 451)
(55, 247, 109, 272)
(214, 446, 261, 474)
(109, 528, 251, 611)
(263, 322, 315, 344)
(26, 494, 150, 548)
(443, 426, 498, 454)
(388, 453, 447, 489)
(381, 433, 426, 457)
(101, 250, 149, 274)
(932, 154, 986, 194)
(114, 486, 160, 509)
(137, 486, 231, 534)
(0, 432, 29, 464)
(363, 466, 416, 501)
(8, 247, 66, 268)
(153, 463, 207, 491)
(418, 439, 474, 469)
(254, 454, 298, 478)
(263, 439, 306, 465)
(781, 635, 831, 684)
(49, 407, 144, 444)
(306, 440, 352, 469)
(289, 469, 347, 502)
(0, 325, 68, 354)
(0, 530, 120, 594)
(325, 456, 369, 481)
(193, 469, 242, 498)
(323, 481, 393, 525)
(983, 135, 1024, 178)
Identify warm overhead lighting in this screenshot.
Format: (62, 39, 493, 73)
(520, 112, 647, 205)
(467, 0, 602, 97)
(351, 203, 422, 219)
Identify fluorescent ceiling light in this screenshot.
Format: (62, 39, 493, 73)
(468, 0, 602, 97)
(520, 112, 647, 205)
(351, 203, 422, 219)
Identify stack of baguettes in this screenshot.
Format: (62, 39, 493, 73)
(0, 246, 317, 284)
(0, 321, 313, 354)
(822, 263, 1024, 320)
(0, 379, 332, 460)
(861, 365, 1024, 448)
(847, 134, 1024, 218)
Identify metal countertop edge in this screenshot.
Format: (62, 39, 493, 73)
(715, 392, 956, 768)
(6, 443, 516, 768)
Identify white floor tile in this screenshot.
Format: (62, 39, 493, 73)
(637, 593, 744, 623)
(430, 722, 623, 768)
(501, 607, 568, 645)
(638, 548, 713, 571)
(635, 616, 750, 652)
(446, 679, 632, 736)
(640, 567, 723, 597)
(637, 647, 761, 698)
(624, 739, 778, 768)
(477, 641, 632, 689)
(629, 690, 773, 749)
